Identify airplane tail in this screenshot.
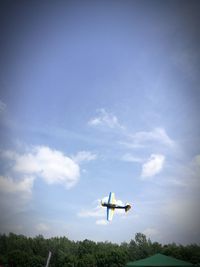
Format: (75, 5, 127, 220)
(125, 203, 131, 212)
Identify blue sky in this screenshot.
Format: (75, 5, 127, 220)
(0, 0, 200, 244)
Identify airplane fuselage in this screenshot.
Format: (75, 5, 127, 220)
(102, 203, 126, 209)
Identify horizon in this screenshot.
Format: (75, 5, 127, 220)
(1, 231, 200, 247)
(0, 0, 200, 245)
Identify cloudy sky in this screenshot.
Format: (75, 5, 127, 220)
(0, 0, 200, 245)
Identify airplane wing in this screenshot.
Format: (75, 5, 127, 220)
(107, 207, 115, 221)
(108, 192, 116, 205)
(107, 192, 116, 221)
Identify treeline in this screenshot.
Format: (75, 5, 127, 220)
(0, 232, 200, 267)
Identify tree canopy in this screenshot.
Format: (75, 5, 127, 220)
(0, 232, 199, 267)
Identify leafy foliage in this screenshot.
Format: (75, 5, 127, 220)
(0, 232, 199, 266)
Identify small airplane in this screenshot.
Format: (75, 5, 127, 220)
(101, 192, 131, 221)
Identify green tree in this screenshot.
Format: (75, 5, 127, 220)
(7, 249, 30, 267)
(29, 255, 45, 267)
(78, 253, 95, 267)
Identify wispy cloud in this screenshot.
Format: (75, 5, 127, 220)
(143, 227, 160, 239)
(135, 127, 174, 146)
(163, 196, 200, 236)
(193, 154, 200, 172)
(0, 175, 34, 194)
(78, 196, 127, 225)
(122, 128, 174, 148)
(35, 223, 50, 232)
(121, 153, 143, 163)
(78, 201, 105, 218)
(78, 208, 104, 218)
(89, 110, 175, 152)
(72, 151, 97, 164)
(0, 100, 6, 113)
(153, 154, 200, 244)
(96, 219, 108, 225)
(141, 154, 165, 178)
(88, 109, 124, 130)
(172, 154, 200, 188)
(0, 175, 35, 227)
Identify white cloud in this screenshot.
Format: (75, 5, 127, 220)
(88, 109, 124, 130)
(141, 154, 165, 178)
(0, 100, 6, 113)
(3, 146, 80, 189)
(72, 151, 97, 163)
(0, 175, 34, 194)
(35, 223, 50, 232)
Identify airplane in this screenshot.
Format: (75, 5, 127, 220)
(101, 192, 131, 221)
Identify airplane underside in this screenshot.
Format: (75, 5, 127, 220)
(101, 192, 131, 221)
